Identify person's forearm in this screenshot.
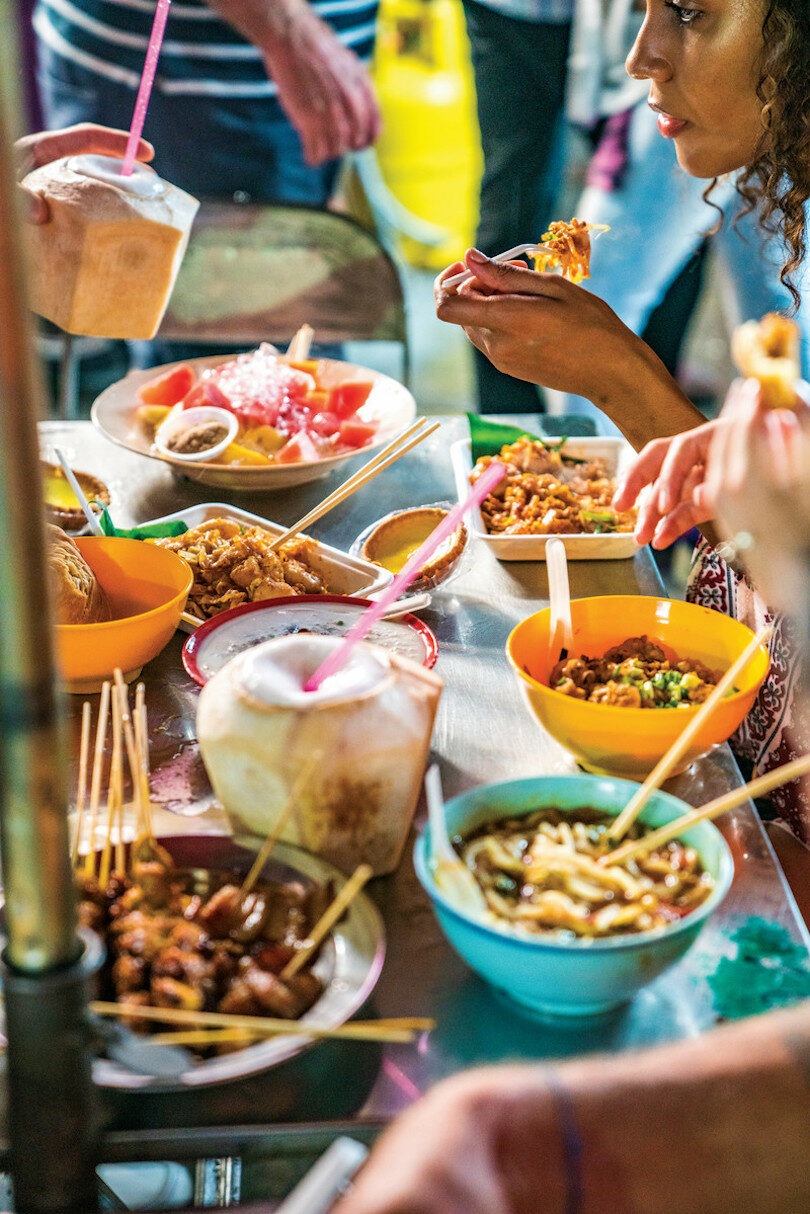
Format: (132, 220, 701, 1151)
(204, 0, 306, 49)
(594, 331, 706, 452)
(546, 1003, 810, 1213)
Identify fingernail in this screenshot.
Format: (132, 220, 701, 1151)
(467, 248, 486, 264)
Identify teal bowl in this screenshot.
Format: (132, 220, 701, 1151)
(414, 775, 733, 1017)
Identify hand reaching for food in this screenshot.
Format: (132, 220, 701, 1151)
(15, 124, 154, 223)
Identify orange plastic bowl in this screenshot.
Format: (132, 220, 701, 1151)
(56, 537, 192, 692)
(506, 596, 769, 781)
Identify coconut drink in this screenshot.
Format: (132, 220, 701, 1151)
(197, 634, 443, 875)
(22, 154, 198, 339)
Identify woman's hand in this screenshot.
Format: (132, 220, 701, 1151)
(435, 250, 706, 450)
(612, 419, 725, 548)
(15, 124, 154, 223)
(335, 1068, 565, 1214)
(703, 379, 810, 615)
(435, 250, 638, 402)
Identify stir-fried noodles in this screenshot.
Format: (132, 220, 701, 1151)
(457, 808, 714, 940)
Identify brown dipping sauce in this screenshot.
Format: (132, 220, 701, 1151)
(167, 421, 229, 455)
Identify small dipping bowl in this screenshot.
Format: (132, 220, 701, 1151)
(41, 459, 110, 532)
(154, 406, 239, 463)
(506, 596, 770, 781)
(358, 507, 467, 592)
(56, 537, 192, 693)
(414, 774, 734, 1017)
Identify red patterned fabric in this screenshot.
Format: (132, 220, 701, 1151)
(687, 537, 810, 843)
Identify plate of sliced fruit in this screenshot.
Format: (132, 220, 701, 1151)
(91, 344, 417, 490)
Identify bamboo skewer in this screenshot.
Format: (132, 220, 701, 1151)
(281, 863, 373, 981)
(90, 1001, 433, 1044)
(608, 624, 773, 842)
(240, 753, 322, 898)
(71, 701, 92, 867)
(269, 418, 440, 553)
(134, 682, 155, 842)
(98, 690, 123, 889)
(82, 682, 111, 880)
(113, 671, 151, 858)
(608, 752, 810, 866)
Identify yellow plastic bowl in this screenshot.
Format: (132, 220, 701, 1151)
(56, 537, 192, 692)
(506, 596, 769, 781)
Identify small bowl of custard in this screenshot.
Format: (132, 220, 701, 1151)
(358, 506, 467, 592)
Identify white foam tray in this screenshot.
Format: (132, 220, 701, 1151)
(139, 502, 393, 630)
(451, 436, 640, 561)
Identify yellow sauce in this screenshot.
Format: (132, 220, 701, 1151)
(368, 512, 453, 574)
(43, 472, 81, 511)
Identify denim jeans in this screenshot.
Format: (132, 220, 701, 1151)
(462, 0, 572, 414)
(561, 102, 810, 437)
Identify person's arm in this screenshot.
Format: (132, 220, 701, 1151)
(203, 0, 381, 166)
(435, 252, 706, 451)
(337, 1002, 810, 1214)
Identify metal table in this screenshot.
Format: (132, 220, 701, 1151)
(41, 417, 810, 1133)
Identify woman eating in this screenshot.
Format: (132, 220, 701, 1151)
(436, 0, 810, 840)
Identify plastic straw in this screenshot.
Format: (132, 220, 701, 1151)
(304, 460, 506, 692)
(121, 0, 172, 176)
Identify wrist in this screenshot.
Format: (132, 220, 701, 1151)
(597, 329, 705, 451)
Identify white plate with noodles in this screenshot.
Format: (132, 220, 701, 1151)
(415, 774, 733, 1017)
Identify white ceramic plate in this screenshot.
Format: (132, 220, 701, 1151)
(91, 354, 417, 491)
(91, 836, 385, 1090)
(139, 502, 393, 631)
(451, 436, 640, 561)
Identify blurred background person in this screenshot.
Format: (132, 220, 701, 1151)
(461, 0, 572, 413)
(32, 0, 381, 204)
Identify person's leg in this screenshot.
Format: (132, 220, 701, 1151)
(462, 0, 571, 413)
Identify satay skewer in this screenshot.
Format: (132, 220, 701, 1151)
(98, 689, 123, 889)
(240, 752, 323, 898)
(150, 1017, 435, 1048)
(91, 1001, 433, 1044)
(281, 863, 373, 981)
(134, 682, 155, 842)
(82, 681, 111, 880)
(70, 700, 92, 867)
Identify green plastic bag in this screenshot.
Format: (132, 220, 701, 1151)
(98, 507, 188, 542)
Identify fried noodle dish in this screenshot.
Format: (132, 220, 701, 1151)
(470, 437, 635, 536)
(550, 635, 723, 708)
(459, 807, 714, 939)
(79, 856, 332, 1049)
(154, 518, 326, 619)
(532, 218, 609, 284)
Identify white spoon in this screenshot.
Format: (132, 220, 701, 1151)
(442, 243, 544, 291)
(425, 765, 487, 916)
(547, 537, 573, 663)
(275, 1137, 367, 1214)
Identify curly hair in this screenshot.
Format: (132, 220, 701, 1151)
(732, 0, 810, 310)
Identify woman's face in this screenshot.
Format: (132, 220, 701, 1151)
(626, 0, 768, 178)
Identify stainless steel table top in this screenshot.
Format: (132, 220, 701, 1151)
(42, 416, 810, 1124)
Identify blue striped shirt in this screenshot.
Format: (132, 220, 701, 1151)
(33, 0, 379, 98)
(469, 0, 573, 23)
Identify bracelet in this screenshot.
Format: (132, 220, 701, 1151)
(544, 1069, 584, 1214)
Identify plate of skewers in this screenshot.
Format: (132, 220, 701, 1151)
(59, 675, 431, 1092)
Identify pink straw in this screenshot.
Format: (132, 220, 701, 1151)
(304, 460, 506, 692)
(121, 0, 172, 176)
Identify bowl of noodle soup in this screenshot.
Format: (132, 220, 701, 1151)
(414, 775, 733, 1017)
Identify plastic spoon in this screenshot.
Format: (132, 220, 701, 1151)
(53, 447, 105, 536)
(275, 1137, 368, 1214)
(425, 764, 487, 916)
(547, 537, 573, 663)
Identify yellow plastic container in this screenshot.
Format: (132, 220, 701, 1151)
(56, 538, 192, 693)
(373, 0, 482, 269)
(506, 596, 770, 782)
